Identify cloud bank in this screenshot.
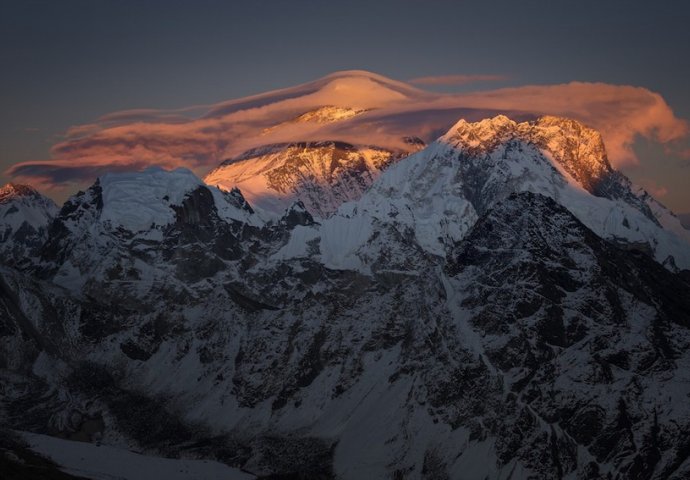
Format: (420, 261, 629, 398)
(7, 71, 688, 194)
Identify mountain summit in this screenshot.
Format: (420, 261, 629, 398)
(204, 140, 423, 218)
(0, 182, 57, 267)
(0, 182, 45, 201)
(313, 115, 690, 272)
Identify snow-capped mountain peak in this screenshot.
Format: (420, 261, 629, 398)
(443, 114, 519, 151)
(443, 115, 612, 194)
(204, 140, 422, 218)
(98, 167, 210, 232)
(0, 182, 57, 266)
(0, 182, 45, 202)
(260, 106, 369, 136)
(59, 166, 259, 234)
(0, 182, 57, 229)
(292, 105, 368, 124)
(35, 167, 266, 296)
(317, 115, 690, 271)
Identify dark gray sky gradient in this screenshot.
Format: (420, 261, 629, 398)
(1, 0, 689, 209)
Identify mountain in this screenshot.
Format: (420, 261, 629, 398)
(204, 140, 423, 218)
(194, 71, 518, 217)
(261, 105, 370, 133)
(443, 192, 690, 479)
(316, 115, 690, 272)
(2, 115, 690, 479)
(39, 166, 263, 296)
(0, 183, 57, 268)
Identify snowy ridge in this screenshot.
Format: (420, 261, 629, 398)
(205, 141, 419, 218)
(261, 106, 369, 135)
(41, 167, 263, 295)
(99, 167, 208, 232)
(99, 167, 259, 231)
(0, 183, 58, 266)
(316, 115, 690, 271)
(0, 183, 57, 231)
(293, 105, 367, 123)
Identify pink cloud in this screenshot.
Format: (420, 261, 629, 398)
(6, 73, 688, 196)
(408, 74, 507, 86)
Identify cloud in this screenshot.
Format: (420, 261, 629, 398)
(637, 179, 669, 198)
(408, 74, 507, 86)
(64, 105, 212, 140)
(6, 73, 688, 195)
(10, 160, 155, 191)
(96, 104, 212, 124)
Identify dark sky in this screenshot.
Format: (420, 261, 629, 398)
(1, 0, 690, 210)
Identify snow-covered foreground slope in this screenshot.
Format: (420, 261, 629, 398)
(317, 115, 690, 271)
(23, 431, 254, 480)
(2, 115, 690, 479)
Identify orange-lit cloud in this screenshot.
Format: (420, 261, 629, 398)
(6, 74, 688, 195)
(408, 74, 507, 86)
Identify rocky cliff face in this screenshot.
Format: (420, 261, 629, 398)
(1, 116, 690, 479)
(445, 192, 690, 479)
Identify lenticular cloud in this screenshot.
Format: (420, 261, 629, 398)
(7, 71, 688, 192)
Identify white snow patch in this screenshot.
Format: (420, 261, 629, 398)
(22, 431, 254, 480)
